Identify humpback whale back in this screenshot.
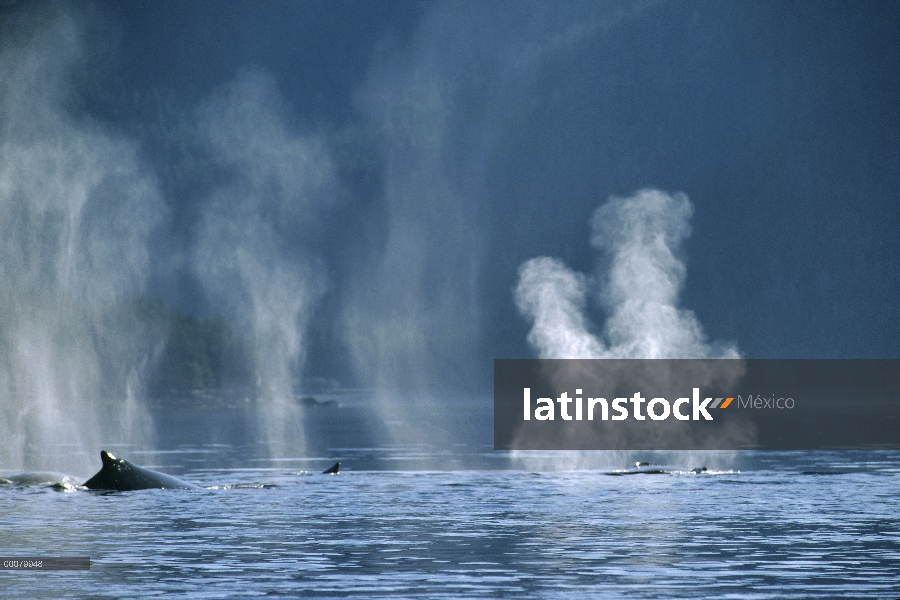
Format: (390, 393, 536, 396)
(83, 451, 199, 491)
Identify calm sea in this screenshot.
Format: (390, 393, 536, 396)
(2, 396, 898, 598)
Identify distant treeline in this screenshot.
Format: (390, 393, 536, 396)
(140, 300, 254, 398)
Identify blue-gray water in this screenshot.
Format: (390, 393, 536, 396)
(2, 397, 899, 598)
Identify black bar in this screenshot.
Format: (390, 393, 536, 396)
(0, 557, 90, 570)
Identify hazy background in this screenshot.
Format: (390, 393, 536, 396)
(1, 0, 898, 470)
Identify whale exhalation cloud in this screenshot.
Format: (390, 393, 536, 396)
(0, 8, 165, 472)
(516, 189, 740, 360)
(192, 70, 336, 404)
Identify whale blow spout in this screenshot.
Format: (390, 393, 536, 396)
(83, 451, 199, 491)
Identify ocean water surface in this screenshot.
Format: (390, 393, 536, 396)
(2, 397, 898, 599)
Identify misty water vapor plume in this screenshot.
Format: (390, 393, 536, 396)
(513, 190, 740, 470)
(192, 71, 337, 457)
(517, 189, 739, 360)
(0, 6, 343, 471)
(338, 3, 671, 455)
(0, 8, 164, 473)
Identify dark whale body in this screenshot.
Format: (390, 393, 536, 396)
(83, 451, 199, 491)
(606, 462, 708, 476)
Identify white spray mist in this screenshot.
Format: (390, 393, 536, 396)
(0, 8, 164, 474)
(192, 71, 336, 459)
(517, 189, 738, 360)
(514, 189, 739, 470)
